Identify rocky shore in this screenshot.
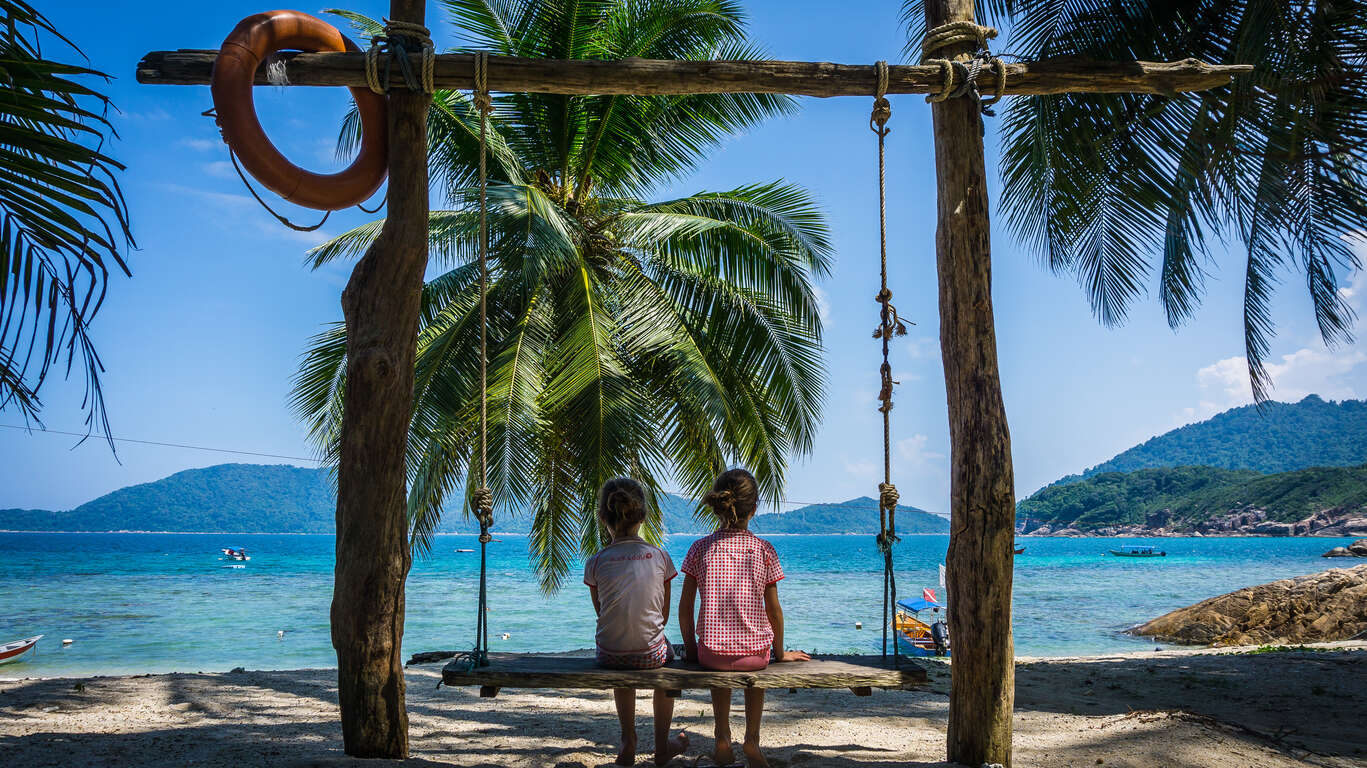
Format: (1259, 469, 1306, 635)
(1324, 538, 1367, 557)
(1018, 504, 1367, 537)
(1131, 564, 1367, 646)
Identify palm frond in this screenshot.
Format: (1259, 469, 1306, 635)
(0, 0, 132, 435)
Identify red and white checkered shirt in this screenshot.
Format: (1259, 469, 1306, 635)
(681, 529, 784, 655)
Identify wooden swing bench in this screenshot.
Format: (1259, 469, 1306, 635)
(440, 653, 927, 698)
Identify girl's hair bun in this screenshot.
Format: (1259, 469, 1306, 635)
(596, 478, 647, 537)
(704, 469, 758, 528)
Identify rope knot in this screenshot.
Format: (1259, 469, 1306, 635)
(878, 482, 899, 512)
(365, 19, 436, 95)
(919, 21, 1007, 113)
(869, 61, 891, 135)
(470, 486, 494, 528)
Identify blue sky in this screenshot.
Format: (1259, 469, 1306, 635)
(4, 0, 1365, 515)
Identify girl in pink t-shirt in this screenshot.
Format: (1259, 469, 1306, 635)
(679, 469, 810, 768)
(583, 477, 688, 766)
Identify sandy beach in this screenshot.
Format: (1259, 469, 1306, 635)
(1, 642, 1363, 767)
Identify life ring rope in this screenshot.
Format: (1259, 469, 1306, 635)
(210, 10, 389, 213)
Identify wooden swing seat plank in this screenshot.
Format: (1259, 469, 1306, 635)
(441, 653, 927, 692)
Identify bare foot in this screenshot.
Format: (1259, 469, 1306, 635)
(654, 730, 688, 765)
(616, 733, 637, 766)
(714, 738, 735, 766)
(742, 740, 768, 768)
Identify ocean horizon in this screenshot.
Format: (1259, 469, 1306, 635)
(1, 531, 1355, 678)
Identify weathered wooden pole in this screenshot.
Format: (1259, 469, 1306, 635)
(332, 0, 428, 757)
(923, 0, 1017, 766)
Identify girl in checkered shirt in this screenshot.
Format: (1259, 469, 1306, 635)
(678, 468, 810, 768)
(583, 477, 689, 766)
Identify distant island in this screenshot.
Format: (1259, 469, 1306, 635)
(1020, 395, 1367, 537)
(0, 463, 949, 535)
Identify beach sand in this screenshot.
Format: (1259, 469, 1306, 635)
(2, 643, 1363, 767)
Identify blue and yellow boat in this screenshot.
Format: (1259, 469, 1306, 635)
(894, 597, 950, 657)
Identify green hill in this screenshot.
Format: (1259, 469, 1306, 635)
(0, 463, 947, 535)
(1056, 395, 1367, 484)
(1017, 464, 1367, 532)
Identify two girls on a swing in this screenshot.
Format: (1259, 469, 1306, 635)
(584, 468, 809, 767)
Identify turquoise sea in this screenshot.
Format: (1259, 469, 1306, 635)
(0, 532, 1355, 678)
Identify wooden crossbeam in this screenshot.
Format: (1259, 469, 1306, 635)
(136, 50, 1251, 97)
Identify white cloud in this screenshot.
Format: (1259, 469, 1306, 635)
(897, 433, 944, 467)
(202, 161, 234, 179)
(1197, 347, 1367, 409)
(180, 138, 218, 152)
(905, 336, 938, 359)
(842, 457, 878, 481)
(161, 184, 333, 246)
(812, 285, 831, 324)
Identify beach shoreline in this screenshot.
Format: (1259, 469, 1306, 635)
(2, 642, 1363, 767)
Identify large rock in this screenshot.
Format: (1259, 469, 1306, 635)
(1131, 565, 1367, 646)
(1323, 538, 1367, 557)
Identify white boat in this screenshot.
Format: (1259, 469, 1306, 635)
(221, 547, 250, 561)
(0, 635, 42, 665)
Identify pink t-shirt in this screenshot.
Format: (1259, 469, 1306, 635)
(681, 529, 784, 655)
(583, 537, 677, 655)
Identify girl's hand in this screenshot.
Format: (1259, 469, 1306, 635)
(776, 650, 811, 662)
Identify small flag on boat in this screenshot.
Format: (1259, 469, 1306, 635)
(923, 587, 937, 603)
(938, 564, 946, 587)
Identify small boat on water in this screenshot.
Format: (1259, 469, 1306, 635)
(1014, 545, 1026, 555)
(0, 635, 42, 665)
(1109, 544, 1166, 557)
(893, 597, 950, 657)
(455, 548, 475, 553)
(221, 547, 250, 561)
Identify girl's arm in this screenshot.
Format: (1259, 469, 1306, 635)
(678, 575, 698, 661)
(764, 583, 811, 662)
(589, 585, 601, 616)
(661, 578, 672, 625)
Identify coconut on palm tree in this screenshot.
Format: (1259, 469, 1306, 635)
(0, 0, 132, 430)
(294, 0, 832, 589)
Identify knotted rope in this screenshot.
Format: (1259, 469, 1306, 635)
(453, 52, 496, 674)
(870, 61, 905, 665)
(364, 19, 436, 95)
(920, 20, 1006, 115)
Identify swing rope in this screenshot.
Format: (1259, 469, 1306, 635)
(870, 61, 907, 666)
(451, 51, 496, 673)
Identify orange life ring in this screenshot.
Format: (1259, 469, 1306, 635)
(210, 10, 387, 211)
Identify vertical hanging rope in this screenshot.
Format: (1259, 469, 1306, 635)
(453, 52, 496, 673)
(870, 61, 907, 665)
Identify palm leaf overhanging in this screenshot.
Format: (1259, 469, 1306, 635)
(903, 0, 1367, 402)
(296, 0, 831, 590)
(0, 0, 132, 431)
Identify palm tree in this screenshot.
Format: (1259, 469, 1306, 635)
(900, 2, 1366, 764)
(294, 0, 832, 589)
(904, 0, 1367, 400)
(0, 0, 132, 432)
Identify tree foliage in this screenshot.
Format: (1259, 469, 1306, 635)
(296, 0, 831, 589)
(903, 0, 1367, 401)
(0, 0, 132, 431)
(1018, 463, 1367, 529)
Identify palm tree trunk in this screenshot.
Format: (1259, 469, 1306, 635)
(332, 0, 428, 757)
(923, 0, 1017, 765)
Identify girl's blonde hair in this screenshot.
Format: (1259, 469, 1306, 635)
(703, 468, 759, 528)
(596, 477, 647, 535)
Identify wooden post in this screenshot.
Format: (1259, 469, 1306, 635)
(331, 0, 428, 757)
(923, 0, 1017, 766)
